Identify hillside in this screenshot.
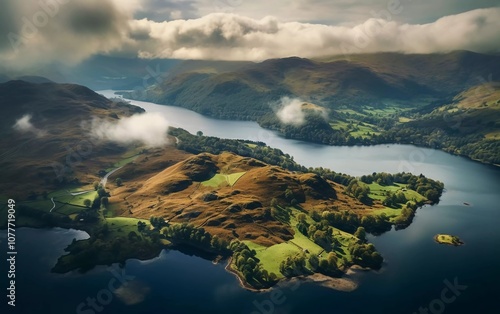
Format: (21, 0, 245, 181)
(120, 51, 500, 166)
(0, 80, 144, 194)
(125, 51, 500, 120)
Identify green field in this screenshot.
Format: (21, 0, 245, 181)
(106, 217, 150, 238)
(242, 207, 358, 277)
(330, 119, 380, 139)
(201, 172, 246, 187)
(362, 182, 425, 203)
(244, 241, 301, 277)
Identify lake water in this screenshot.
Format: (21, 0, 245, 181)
(2, 91, 499, 314)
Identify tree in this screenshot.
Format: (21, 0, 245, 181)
(354, 226, 366, 242)
(83, 199, 91, 208)
(101, 197, 109, 208)
(115, 178, 123, 187)
(196, 131, 204, 137)
(309, 254, 319, 271)
(137, 221, 147, 233)
(97, 188, 109, 198)
(297, 213, 307, 222)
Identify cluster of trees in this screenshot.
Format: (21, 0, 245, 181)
(348, 242, 383, 269)
(171, 128, 360, 190)
(346, 180, 370, 203)
(161, 222, 228, 252)
(86, 184, 111, 209)
(270, 201, 291, 222)
(309, 167, 355, 186)
(259, 113, 358, 146)
(360, 172, 444, 203)
(230, 241, 278, 286)
(307, 221, 340, 250)
(149, 216, 168, 229)
(170, 128, 307, 172)
(310, 252, 343, 277)
(279, 253, 308, 277)
(382, 190, 408, 208)
(392, 202, 418, 228)
(314, 209, 391, 234)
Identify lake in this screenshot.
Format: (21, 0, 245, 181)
(2, 91, 499, 314)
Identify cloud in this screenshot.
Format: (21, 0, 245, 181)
(275, 97, 306, 126)
(131, 8, 500, 61)
(13, 114, 47, 136)
(1, 1, 500, 68)
(13, 114, 35, 132)
(89, 112, 170, 147)
(0, 0, 136, 70)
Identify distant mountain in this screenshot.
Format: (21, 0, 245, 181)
(0, 55, 182, 90)
(126, 51, 500, 120)
(14, 76, 54, 84)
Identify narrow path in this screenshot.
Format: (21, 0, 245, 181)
(66, 189, 93, 196)
(100, 166, 123, 188)
(49, 198, 56, 212)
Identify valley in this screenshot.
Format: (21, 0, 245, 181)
(123, 51, 500, 166)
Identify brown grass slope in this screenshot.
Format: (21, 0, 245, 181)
(110, 151, 380, 247)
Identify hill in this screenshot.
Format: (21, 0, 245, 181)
(125, 51, 500, 120)
(0, 80, 144, 194)
(121, 51, 500, 165)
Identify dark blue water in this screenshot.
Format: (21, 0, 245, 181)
(1, 93, 499, 314)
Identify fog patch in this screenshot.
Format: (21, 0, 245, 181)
(90, 112, 169, 147)
(13, 114, 46, 137)
(275, 97, 306, 126)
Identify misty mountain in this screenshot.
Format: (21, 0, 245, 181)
(126, 51, 500, 120)
(0, 55, 182, 90)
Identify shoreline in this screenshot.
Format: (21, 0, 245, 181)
(224, 257, 271, 292)
(106, 90, 500, 170)
(224, 257, 359, 293)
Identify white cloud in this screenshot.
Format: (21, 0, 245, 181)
(275, 97, 306, 126)
(90, 112, 170, 147)
(13, 114, 47, 136)
(129, 8, 500, 61)
(13, 114, 35, 132)
(1, 1, 500, 67)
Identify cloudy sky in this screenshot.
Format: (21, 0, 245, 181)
(1, 0, 499, 69)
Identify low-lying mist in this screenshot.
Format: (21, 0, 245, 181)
(89, 112, 170, 147)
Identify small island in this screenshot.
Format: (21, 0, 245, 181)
(434, 234, 464, 246)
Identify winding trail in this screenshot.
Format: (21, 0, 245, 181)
(66, 190, 93, 196)
(49, 198, 56, 212)
(100, 166, 123, 188)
